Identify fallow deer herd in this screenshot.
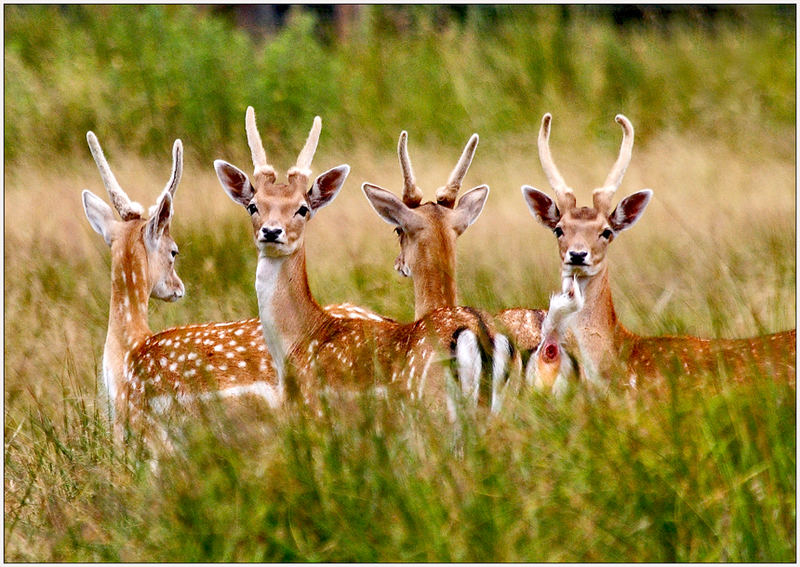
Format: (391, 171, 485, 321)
(81, 106, 796, 447)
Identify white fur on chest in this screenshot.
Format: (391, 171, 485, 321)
(255, 255, 288, 384)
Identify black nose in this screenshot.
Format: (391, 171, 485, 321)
(261, 227, 283, 242)
(568, 251, 588, 265)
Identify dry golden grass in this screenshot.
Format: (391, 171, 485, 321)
(5, 127, 795, 324)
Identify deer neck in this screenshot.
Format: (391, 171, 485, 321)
(571, 265, 630, 380)
(104, 242, 152, 405)
(255, 247, 326, 380)
(412, 241, 458, 319)
(413, 264, 457, 319)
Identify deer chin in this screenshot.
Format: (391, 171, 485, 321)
(152, 281, 185, 302)
(562, 263, 599, 278)
(257, 239, 298, 258)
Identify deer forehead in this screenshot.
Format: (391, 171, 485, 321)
(417, 202, 452, 222)
(566, 206, 601, 221)
(252, 182, 308, 216)
(561, 208, 607, 232)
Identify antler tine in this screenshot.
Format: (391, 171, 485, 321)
(163, 139, 183, 198)
(148, 139, 184, 218)
(537, 113, 576, 212)
(593, 114, 634, 214)
(86, 131, 145, 221)
(436, 133, 479, 208)
(398, 131, 422, 207)
(603, 114, 634, 189)
(245, 106, 276, 182)
(292, 115, 322, 178)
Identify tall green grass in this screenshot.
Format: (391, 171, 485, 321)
(5, 5, 795, 163)
(5, 362, 795, 561)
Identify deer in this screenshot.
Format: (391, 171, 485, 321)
(361, 130, 547, 369)
(361, 130, 489, 320)
(214, 107, 517, 417)
(521, 112, 796, 393)
(81, 131, 392, 447)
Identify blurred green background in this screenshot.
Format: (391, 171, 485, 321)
(5, 4, 795, 163)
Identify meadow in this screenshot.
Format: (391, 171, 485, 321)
(4, 5, 796, 562)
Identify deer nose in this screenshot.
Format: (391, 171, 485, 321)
(260, 226, 283, 242)
(568, 250, 588, 265)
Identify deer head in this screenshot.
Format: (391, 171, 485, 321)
(214, 107, 349, 259)
(522, 113, 652, 280)
(82, 131, 185, 302)
(361, 131, 488, 317)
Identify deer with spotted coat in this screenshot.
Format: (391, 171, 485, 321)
(522, 113, 796, 393)
(82, 131, 393, 446)
(361, 131, 549, 400)
(214, 107, 515, 416)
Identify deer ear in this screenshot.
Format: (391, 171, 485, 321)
(307, 165, 349, 212)
(145, 192, 173, 251)
(362, 183, 425, 232)
(214, 160, 254, 207)
(452, 184, 489, 235)
(609, 189, 652, 232)
(522, 185, 560, 229)
(82, 190, 118, 246)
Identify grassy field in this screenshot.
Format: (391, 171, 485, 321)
(4, 5, 796, 562)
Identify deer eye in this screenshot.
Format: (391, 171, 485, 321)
(394, 227, 403, 237)
(171, 248, 179, 259)
(296, 204, 310, 218)
(553, 226, 564, 238)
(247, 203, 258, 216)
(600, 228, 613, 240)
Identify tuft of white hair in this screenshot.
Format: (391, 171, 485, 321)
(491, 334, 511, 414)
(455, 330, 481, 406)
(542, 277, 584, 338)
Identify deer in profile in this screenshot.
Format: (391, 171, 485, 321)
(361, 130, 547, 372)
(214, 107, 515, 415)
(82, 131, 286, 445)
(522, 113, 796, 392)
